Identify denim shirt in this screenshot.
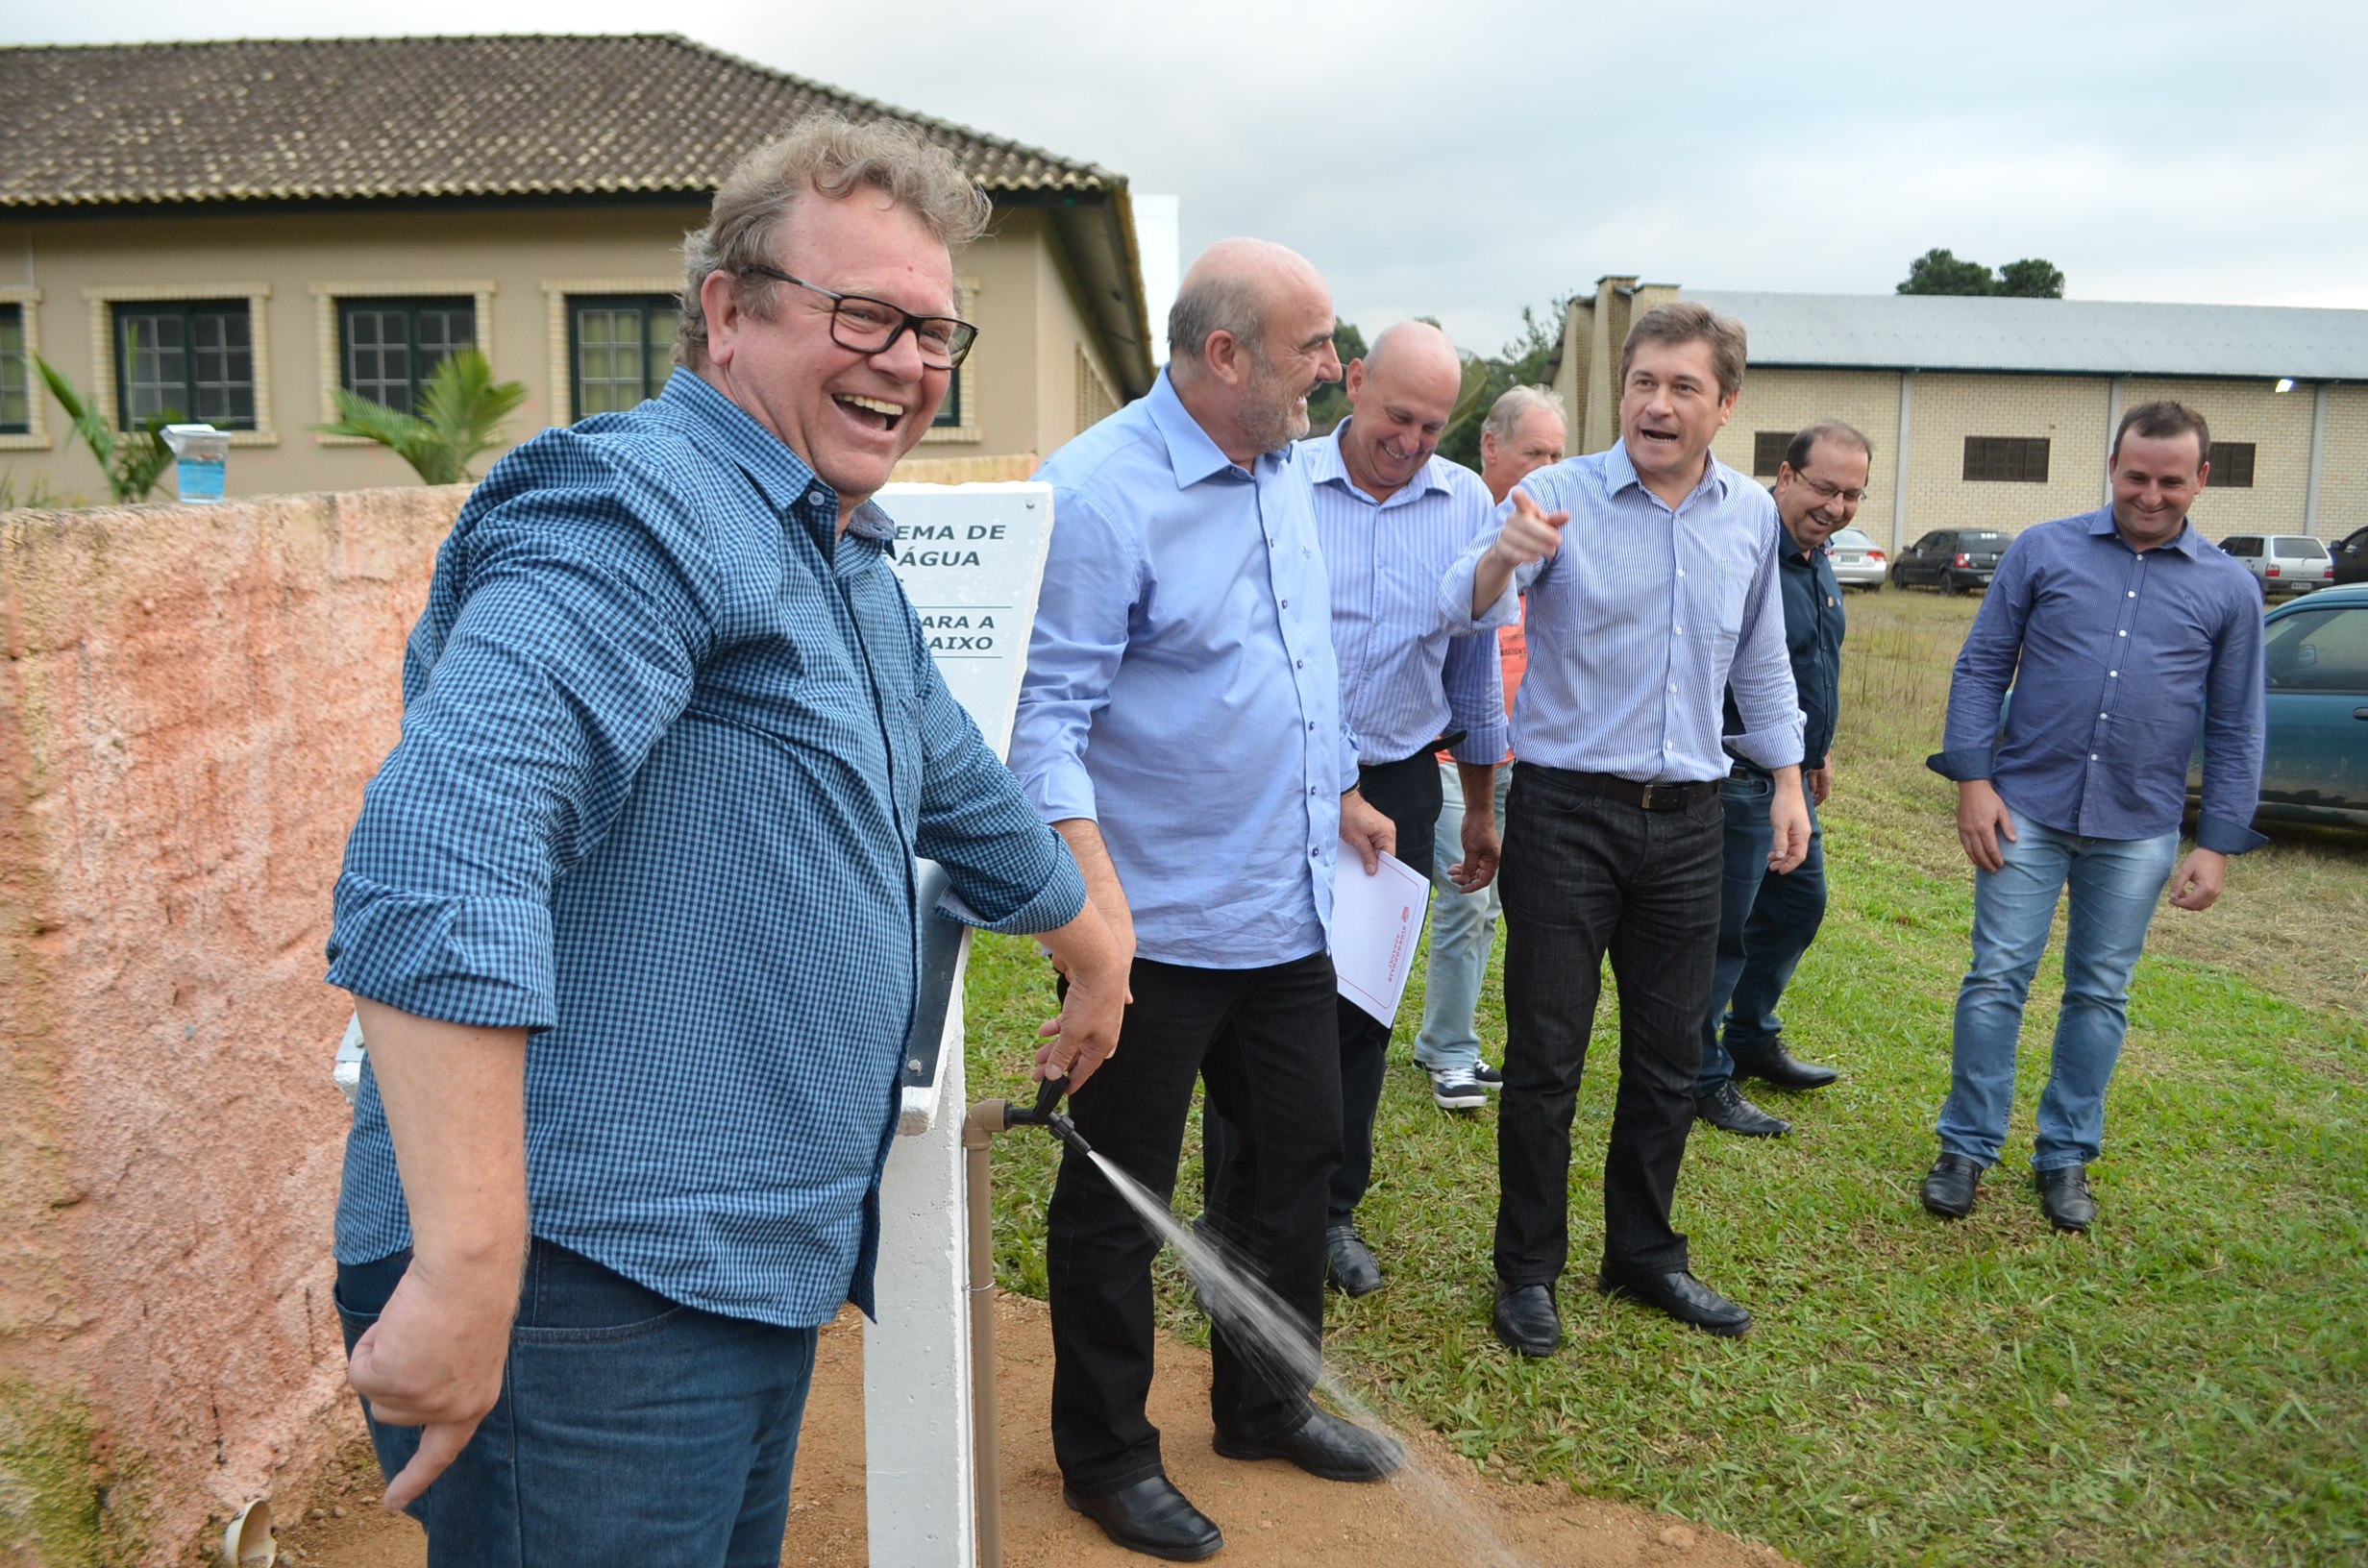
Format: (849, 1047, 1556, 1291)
(1928, 508, 2266, 852)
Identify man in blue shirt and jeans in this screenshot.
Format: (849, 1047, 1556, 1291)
(327, 117, 1129, 1564)
(1921, 401, 2265, 1233)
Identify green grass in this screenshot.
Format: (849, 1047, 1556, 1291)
(961, 590, 2368, 1566)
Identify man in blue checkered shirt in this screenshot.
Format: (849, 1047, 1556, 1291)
(325, 117, 1130, 1566)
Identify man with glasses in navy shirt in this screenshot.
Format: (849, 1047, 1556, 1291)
(327, 118, 1129, 1564)
(1920, 401, 2264, 1234)
(1692, 421, 1866, 1139)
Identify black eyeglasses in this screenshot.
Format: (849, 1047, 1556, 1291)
(738, 264, 978, 370)
(1798, 476, 1870, 505)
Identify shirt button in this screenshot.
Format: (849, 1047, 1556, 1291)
(2101, 712, 2109, 719)
(1296, 659, 1305, 669)
(2118, 629, 2128, 637)
(1280, 599, 1290, 609)
(1675, 625, 1685, 635)
(2109, 670, 2119, 677)
(2127, 590, 2136, 598)
(1668, 682, 1678, 693)
(1307, 722, 1317, 731)
(1677, 568, 1686, 577)
(1310, 846, 1320, 858)
(2090, 754, 2100, 761)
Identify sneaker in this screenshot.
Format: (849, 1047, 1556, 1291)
(1429, 1065, 1487, 1110)
(1472, 1061, 1503, 1090)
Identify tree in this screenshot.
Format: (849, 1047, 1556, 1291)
(1897, 248, 2000, 296)
(1897, 248, 2066, 298)
(314, 348, 529, 484)
(1993, 257, 2066, 299)
(1436, 294, 1572, 471)
(35, 351, 171, 503)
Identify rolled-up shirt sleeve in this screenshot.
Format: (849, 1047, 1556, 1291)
(328, 478, 715, 1029)
(1926, 540, 2036, 782)
(1442, 628, 1509, 765)
(1011, 490, 1138, 824)
(2194, 592, 2269, 855)
(1439, 501, 1542, 635)
(910, 618, 1088, 933)
(1724, 521, 1807, 772)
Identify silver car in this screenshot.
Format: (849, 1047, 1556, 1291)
(1827, 527, 1888, 590)
(2220, 534, 2334, 597)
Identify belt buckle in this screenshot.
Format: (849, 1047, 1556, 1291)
(1639, 784, 1655, 810)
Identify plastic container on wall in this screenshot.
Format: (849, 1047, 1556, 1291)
(162, 423, 230, 504)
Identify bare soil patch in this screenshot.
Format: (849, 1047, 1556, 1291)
(279, 1296, 1793, 1568)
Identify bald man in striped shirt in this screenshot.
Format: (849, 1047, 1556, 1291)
(1207, 321, 1506, 1298)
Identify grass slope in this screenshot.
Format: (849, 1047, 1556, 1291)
(961, 591, 2368, 1566)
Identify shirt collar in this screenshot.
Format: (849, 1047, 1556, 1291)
(2085, 504, 2207, 560)
(660, 368, 826, 516)
(1147, 368, 1277, 489)
(1304, 418, 1452, 505)
(1605, 439, 1728, 508)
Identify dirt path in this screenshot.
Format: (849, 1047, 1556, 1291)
(279, 1296, 1793, 1568)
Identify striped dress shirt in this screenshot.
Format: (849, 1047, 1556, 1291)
(1440, 441, 1804, 781)
(1299, 422, 1507, 767)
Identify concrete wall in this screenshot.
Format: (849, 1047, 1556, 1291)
(1, 486, 456, 1565)
(1, 203, 1088, 504)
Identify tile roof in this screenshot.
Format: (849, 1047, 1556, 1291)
(1688, 290, 2368, 381)
(0, 35, 1118, 208)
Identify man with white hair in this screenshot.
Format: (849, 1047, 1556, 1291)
(1014, 238, 1404, 1561)
(1206, 320, 1507, 1300)
(1414, 385, 1566, 1112)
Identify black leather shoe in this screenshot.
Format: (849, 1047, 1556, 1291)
(1491, 1281, 1562, 1357)
(1695, 1080, 1791, 1137)
(1920, 1152, 1984, 1218)
(2035, 1164, 2097, 1233)
(1728, 1038, 1840, 1090)
(1065, 1474, 1223, 1561)
(1596, 1269, 1753, 1336)
(1325, 1222, 1383, 1297)
(1215, 1407, 1402, 1482)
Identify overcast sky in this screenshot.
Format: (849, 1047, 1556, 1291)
(12, 0, 2364, 356)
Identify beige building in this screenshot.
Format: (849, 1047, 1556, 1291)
(1551, 276, 2368, 551)
(0, 36, 1154, 501)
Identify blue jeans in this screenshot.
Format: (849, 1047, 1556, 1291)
(336, 1241, 820, 1568)
(1936, 817, 2180, 1171)
(1698, 771, 1827, 1090)
(1417, 760, 1513, 1071)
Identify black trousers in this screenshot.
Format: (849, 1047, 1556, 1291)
(1205, 748, 1444, 1226)
(1492, 762, 1724, 1284)
(1048, 950, 1343, 1495)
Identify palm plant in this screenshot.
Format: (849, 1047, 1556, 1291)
(35, 351, 172, 503)
(314, 348, 528, 484)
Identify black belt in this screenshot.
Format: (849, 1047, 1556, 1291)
(1529, 764, 1720, 812)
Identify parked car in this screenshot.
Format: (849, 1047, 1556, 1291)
(1889, 529, 2010, 594)
(1826, 527, 1887, 590)
(2331, 524, 2368, 586)
(2219, 533, 2334, 597)
(2187, 581, 2368, 829)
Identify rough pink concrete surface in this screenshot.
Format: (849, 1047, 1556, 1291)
(2, 487, 461, 1564)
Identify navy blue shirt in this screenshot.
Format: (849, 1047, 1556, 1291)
(1928, 508, 2266, 853)
(329, 371, 1085, 1326)
(1726, 523, 1844, 770)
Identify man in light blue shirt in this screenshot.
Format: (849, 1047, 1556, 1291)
(1011, 238, 1403, 1561)
(1211, 321, 1505, 1302)
(1441, 303, 1809, 1352)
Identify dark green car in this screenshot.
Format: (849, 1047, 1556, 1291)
(2193, 582, 2368, 829)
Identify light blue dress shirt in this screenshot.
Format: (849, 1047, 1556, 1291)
(330, 371, 1084, 1326)
(1013, 371, 1359, 968)
(1300, 422, 1507, 767)
(1929, 508, 2266, 853)
(1440, 442, 1804, 781)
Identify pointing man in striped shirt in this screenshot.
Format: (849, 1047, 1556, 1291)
(1211, 321, 1507, 1300)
